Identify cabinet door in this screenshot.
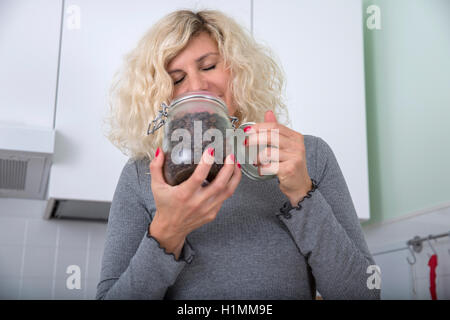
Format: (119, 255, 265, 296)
(48, 0, 251, 202)
(253, 0, 370, 220)
(0, 0, 62, 128)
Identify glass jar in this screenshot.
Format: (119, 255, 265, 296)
(147, 91, 276, 186)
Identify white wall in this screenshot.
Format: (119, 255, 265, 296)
(253, 0, 370, 220)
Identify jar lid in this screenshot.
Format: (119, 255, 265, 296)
(147, 91, 238, 135)
(235, 121, 277, 181)
(170, 91, 228, 113)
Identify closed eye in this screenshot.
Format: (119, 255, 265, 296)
(202, 65, 216, 71)
(174, 76, 185, 85)
(172, 65, 216, 85)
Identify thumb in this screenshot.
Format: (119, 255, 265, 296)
(149, 147, 167, 186)
(264, 110, 278, 123)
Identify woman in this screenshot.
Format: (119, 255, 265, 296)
(98, 9, 380, 300)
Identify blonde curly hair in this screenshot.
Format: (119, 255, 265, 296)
(102, 9, 289, 161)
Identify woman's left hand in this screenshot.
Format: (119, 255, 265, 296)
(245, 110, 313, 206)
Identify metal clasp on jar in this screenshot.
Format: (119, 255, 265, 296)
(229, 115, 239, 129)
(147, 102, 170, 135)
(147, 102, 239, 135)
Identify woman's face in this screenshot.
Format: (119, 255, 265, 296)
(166, 32, 237, 116)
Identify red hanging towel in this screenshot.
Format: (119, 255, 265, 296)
(427, 254, 438, 300)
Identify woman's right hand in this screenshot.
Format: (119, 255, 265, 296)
(148, 147, 242, 259)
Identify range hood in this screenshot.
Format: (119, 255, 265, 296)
(43, 198, 111, 221)
(0, 124, 55, 200)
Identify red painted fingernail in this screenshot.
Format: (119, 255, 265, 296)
(244, 126, 252, 133)
(208, 148, 215, 157)
(155, 147, 160, 158)
(237, 162, 241, 169)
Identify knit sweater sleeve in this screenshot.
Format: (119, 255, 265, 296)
(277, 137, 380, 300)
(95, 159, 195, 300)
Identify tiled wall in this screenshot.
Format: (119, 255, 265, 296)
(3, 199, 450, 300)
(0, 198, 107, 299)
(408, 240, 450, 300)
(363, 205, 450, 300)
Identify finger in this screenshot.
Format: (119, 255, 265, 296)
(264, 110, 278, 123)
(180, 147, 215, 191)
(258, 161, 279, 176)
(245, 123, 293, 140)
(149, 147, 168, 187)
(246, 128, 292, 150)
(201, 153, 237, 199)
(219, 160, 242, 201)
(255, 147, 293, 165)
(206, 158, 242, 206)
(260, 150, 304, 177)
(255, 149, 300, 176)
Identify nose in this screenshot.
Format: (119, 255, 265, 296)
(187, 71, 208, 92)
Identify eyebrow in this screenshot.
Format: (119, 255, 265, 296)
(168, 52, 220, 74)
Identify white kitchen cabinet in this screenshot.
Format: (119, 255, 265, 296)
(0, 0, 62, 129)
(46, 0, 251, 218)
(253, 0, 370, 220)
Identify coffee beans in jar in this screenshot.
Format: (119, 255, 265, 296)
(147, 91, 277, 185)
(163, 110, 231, 186)
(148, 91, 234, 186)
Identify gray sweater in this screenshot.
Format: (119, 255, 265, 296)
(96, 135, 380, 300)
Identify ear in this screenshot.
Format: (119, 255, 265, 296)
(264, 110, 278, 123)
